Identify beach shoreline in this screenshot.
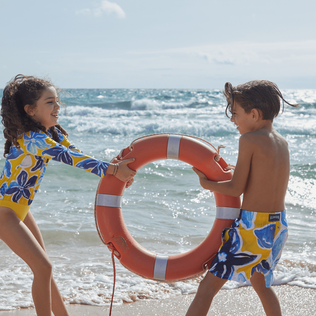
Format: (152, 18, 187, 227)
(1, 285, 314, 316)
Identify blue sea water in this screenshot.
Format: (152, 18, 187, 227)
(0, 88, 315, 309)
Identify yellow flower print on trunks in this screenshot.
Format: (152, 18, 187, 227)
(209, 209, 288, 287)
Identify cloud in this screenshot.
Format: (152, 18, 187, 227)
(196, 52, 235, 65)
(100, 0, 125, 18)
(163, 40, 316, 68)
(76, 1, 126, 18)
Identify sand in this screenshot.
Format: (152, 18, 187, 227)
(0, 285, 315, 316)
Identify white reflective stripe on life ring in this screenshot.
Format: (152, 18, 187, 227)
(153, 255, 169, 281)
(96, 194, 122, 208)
(167, 135, 181, 159)
(216, 207, 240, 220)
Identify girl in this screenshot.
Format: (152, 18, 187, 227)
(0, 74, 136, 315)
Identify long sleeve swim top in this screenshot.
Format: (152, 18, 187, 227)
(0, 129, 109, 220)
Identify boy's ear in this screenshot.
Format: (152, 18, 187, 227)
(24, 104, 35, 116)
(251, 108, 261, 121)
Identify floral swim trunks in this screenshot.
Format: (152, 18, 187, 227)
(209, 209, 288, 287)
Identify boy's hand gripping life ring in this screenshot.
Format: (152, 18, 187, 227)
(94, 134, 240, 282)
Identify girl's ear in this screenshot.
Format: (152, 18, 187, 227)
(24, 104, 35, 116)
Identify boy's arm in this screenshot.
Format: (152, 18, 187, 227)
(193, 134, 254, 197)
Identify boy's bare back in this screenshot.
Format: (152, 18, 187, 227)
(240, 126, 290, 213)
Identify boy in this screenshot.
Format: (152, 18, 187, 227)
(186, 80, 298, 316)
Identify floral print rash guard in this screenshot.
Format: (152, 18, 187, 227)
(0, 129, 109, 220)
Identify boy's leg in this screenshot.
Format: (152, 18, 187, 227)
(250, 271, 282, 316)
(0, 207, 52, 316)
(24, 211, 69, 316)
(186, 272, 227, 316)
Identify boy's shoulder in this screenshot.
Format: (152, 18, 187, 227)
(239, 129, 265, 145)
(240, 128, 288, 152)
(242, 126, 284, 140)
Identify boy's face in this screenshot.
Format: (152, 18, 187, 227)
(230, 102, 255, 135)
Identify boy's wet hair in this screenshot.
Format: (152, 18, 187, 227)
(224, 80, 299, 120)
(1, 74, 68, 156)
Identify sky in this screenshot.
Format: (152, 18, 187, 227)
(0, 0, 315, 89)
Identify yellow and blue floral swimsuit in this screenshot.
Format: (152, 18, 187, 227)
(0, 129, 108, 221)
(209, 209, 288, 287)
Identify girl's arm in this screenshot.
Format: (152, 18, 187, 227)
(19, 131, 136, 182)
(53, 128, 85, 154)
(56, 130, 136, 182)
(193, 134, 253, 197)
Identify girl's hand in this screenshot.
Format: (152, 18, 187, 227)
(109, 158, 136, 183)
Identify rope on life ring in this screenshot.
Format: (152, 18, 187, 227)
(94, 134, 240, 282)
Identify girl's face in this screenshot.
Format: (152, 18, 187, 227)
(27, 86, 60, 130)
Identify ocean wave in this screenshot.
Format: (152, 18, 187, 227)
(59, 88, 227, 111)
(283, 89, 316, 109)
(57, 108, 237, 137)
(0, 253, 314, 310)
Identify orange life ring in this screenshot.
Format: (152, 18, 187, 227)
(94, 134, 240, 282)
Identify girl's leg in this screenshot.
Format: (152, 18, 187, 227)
(186, 272, 227, 316)
(250, 271, 282, 316)
(0, 207, 52, 316)
(24, 211, 69, 316)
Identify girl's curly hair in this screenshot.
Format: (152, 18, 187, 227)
(1, 74, 68, 157)
(224, 80, 299, 121)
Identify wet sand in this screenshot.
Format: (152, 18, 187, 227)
(1, 285, 314, 315)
